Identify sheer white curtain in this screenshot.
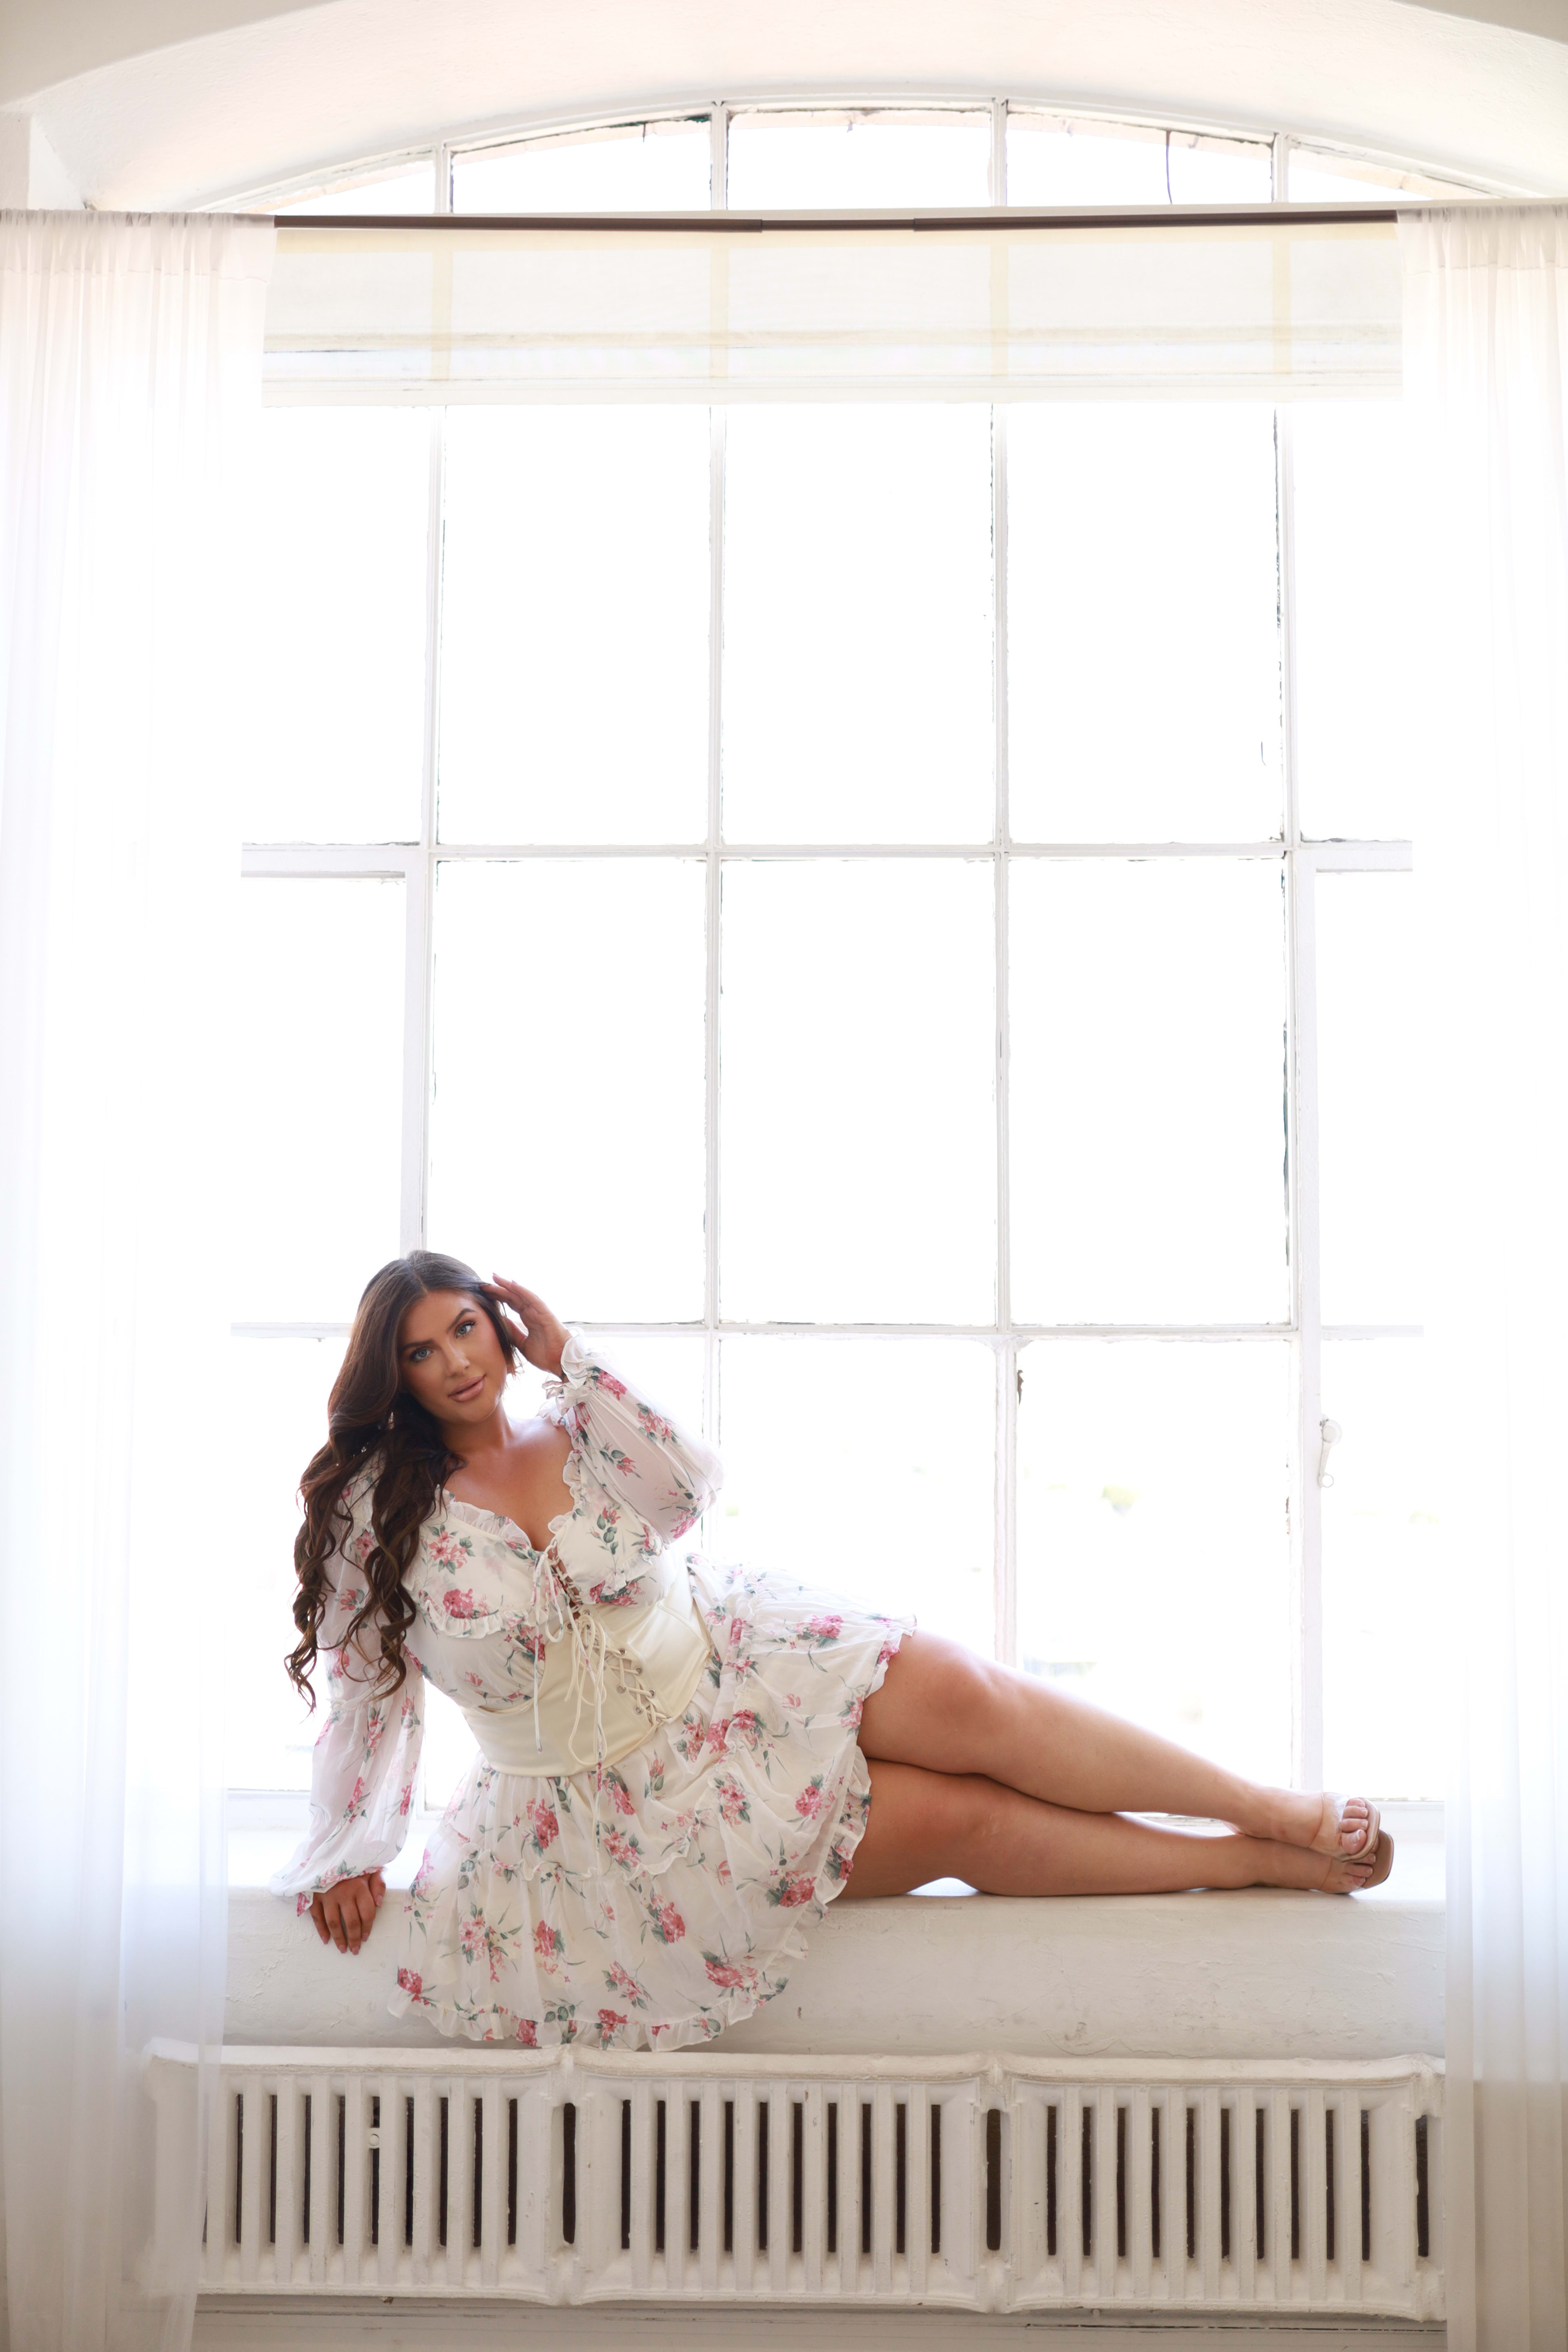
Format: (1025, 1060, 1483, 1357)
(0, 211, 273, 2352)
(1400, 205, 1568, 2349)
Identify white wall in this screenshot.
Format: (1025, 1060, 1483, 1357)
(0, 112, 82, 205)
(4, 0, 1567, 211)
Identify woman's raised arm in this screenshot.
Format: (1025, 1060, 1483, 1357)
(547, 1333, 723, 1545)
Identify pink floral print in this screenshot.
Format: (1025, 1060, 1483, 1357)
(272, 1334, 911, 2054)
(650, 1899, 686, 1945)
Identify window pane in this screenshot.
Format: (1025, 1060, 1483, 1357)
(453, 120, 710, 212)
(239, 410, 429, 843)
(227, 1335, 346, 1788)
(423, 1331, 709, 1808)
(1010, 860, 1287, 1323)
(1007, 115, 1272, 205)
(1316, 871, 1421, 1325)
(1321, 1340, 1441, 1795)
(1287, 147, 1481, 205)
(439, 408, 710, 844)
(428, 860, 706, 1319)
(727, 109, 991, 208)
(723, 407, 993, 844)
(720, 860, 995, 1322)
(1008, 404, 1281, 842)
(714, 1336, 995, 1650)
(1292, 403, 1420, 841)
(266, 160, 437, 214)
(1017, 1339, 1291, 1782)
(234, 880, 404, 1321)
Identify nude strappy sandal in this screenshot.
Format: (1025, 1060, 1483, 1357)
(1311, 1793, 1382, 1863)
(1345, 1830, 1394, 1893)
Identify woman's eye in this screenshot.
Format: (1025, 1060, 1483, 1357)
(457, 1319, 475, 1336)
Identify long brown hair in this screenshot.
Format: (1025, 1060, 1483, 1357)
(286, 1252, 518, 1706)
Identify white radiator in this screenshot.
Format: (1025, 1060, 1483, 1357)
(153, 2048, 1443, 2319)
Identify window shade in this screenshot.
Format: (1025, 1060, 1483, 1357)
(263, 217, 1401, 401)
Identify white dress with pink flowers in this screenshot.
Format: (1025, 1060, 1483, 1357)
(271, 1334, 911, 2051)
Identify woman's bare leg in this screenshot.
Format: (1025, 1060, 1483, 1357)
(858, 1633, 1372, 1855)
(841, 1762, 1380, 1900)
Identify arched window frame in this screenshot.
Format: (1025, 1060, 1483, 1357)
(231, 97, 1457, 1823)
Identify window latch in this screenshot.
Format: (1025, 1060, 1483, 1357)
(1316, 1416, 1342, 1490)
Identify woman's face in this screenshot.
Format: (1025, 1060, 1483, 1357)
(396, 1288, 508, 1427)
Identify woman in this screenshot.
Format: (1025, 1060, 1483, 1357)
(275, 1252, 1393, 2051)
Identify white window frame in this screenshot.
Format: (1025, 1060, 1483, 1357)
(238, 101, 1426, 1809)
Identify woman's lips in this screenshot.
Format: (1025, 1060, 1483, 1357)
(448, 1374, 485, 1403)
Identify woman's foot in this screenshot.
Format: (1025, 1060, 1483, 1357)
(1317, 1829, 1393, 1894)
(1243, 1828, 1394, 1895)
(1260, 1788, 1381, 1860)
(1307, 1793, 1381, 1861)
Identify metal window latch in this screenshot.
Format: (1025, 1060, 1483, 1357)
(1316, 1417, 1342, 1490)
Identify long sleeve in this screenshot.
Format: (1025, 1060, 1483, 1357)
(270, 1474, 425, 1909)
(546, 1332, 722, 1548)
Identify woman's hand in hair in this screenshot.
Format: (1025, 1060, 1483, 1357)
(310, 1869, 387, 1956)
(484, 1276, 569, 1379)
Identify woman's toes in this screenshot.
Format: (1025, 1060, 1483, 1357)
(1301, 1792, 1381, 1860)
(1317, 1830, 1394, 1894)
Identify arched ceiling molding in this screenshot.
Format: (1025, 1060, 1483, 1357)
(11, 0, 1568, 212)
(2, 0, 1564, 113)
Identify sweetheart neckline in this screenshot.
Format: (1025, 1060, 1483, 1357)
(437, 1482, 576, 1557)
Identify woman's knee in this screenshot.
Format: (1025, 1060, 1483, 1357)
(922, 1768, 1016, 1873)
(869, 1633, 1014, 1771)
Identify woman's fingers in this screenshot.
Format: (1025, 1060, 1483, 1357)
(490, 1273, 546, 1316)
(313, 1875, 381, 1956)
(481, 1280, 530, 1337)
(350, 1879, 378, 1950)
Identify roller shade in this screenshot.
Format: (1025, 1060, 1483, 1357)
(263, 214, 1401, 402)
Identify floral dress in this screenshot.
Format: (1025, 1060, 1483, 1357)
(272, 1335, 911, 2051)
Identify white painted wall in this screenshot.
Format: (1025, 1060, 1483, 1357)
(0, 111, 82, 205)
(4, 0, 1567, 210)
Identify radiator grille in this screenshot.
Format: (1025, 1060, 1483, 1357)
(155, 2049, 1442, 2317)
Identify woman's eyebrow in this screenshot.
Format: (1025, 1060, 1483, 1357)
(401, 1306, 474, 1352)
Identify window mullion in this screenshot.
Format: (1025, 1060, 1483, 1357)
(993, 395, 1015, 1666)
(1271, 130, 1291, 204)
(405, 407, 444, 1258)
(710, 103, 730, 210)
(1289, 856, 1325, 1793)
(704, 405, 725, 1446)
(1278, 401, 1324, 1793)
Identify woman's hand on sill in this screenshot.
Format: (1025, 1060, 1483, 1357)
(309, 1869, 386, 1956)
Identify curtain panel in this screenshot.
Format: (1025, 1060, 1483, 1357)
(263, 215, 1401, 401)
(0, 209, 274, 2352)
(1399, 203, 1568, 2352)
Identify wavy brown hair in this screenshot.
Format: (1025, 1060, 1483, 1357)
(286, 1252, 518, 1706)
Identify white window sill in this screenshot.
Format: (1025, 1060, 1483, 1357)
(225, 1802, 1443, 2063)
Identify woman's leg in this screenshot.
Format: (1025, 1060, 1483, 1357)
(840, 1761, 1380, 1900)
(858, 1633, 1371, 1855)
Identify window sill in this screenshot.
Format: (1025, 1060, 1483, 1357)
(226, 1822, 1442, 2062)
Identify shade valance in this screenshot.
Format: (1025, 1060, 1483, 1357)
(263, 214, 1401, 402)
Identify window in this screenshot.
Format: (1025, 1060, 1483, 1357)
(231, 102, 1477, 1811)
